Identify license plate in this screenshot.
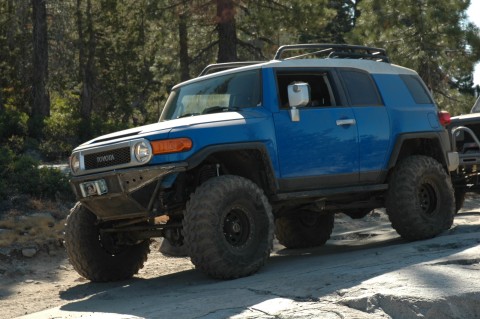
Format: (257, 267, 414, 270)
(80, 179, 108, 197)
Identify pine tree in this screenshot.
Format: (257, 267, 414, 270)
(31, 0, 50, 119)
(349, 0, 480, 113)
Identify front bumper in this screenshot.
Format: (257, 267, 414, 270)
(70, 163, 187, 221)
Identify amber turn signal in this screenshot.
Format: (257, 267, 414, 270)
(151, 138, 193, 155)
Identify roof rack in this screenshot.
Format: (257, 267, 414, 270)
(199, 61, 265, 76)
(274, 44, 389, 63)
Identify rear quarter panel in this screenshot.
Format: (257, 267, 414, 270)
(372, 73, 443, 169)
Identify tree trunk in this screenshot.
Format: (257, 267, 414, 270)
(1, 0, 12, 113)
(76, 0, 84, 82)
(77, 0, 95, 141)
(179, 10, 190, 81)
(31, 0, 50, 137)
(216, 0, 237, 63)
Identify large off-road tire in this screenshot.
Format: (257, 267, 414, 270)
(386, 155, 455, 241)
(183, 175, 274, 279)
(64, 203, 150, 282)
(452, 170, 467, 214)
(275, 210, 334, 249)
(454, 188, 466, 213)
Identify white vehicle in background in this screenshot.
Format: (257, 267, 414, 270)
(470, 96, 480, 113)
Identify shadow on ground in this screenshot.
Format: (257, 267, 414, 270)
(56, 212, 480, 319)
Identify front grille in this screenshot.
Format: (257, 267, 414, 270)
(84, 147, 131, 170)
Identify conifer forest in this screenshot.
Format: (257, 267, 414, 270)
(1, 0, 479, 199)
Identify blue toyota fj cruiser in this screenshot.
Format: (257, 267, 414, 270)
(65, 44, 459, 281)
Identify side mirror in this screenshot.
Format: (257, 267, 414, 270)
(287, 82, 310, 122)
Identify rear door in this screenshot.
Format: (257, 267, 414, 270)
(337, 69, 390, 184)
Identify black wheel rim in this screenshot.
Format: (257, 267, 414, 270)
(418, 182, 438, 215)
(100, 232, 125, 255)
(299, 212, 318, 227)
(223, 208, 250, 247)
(99, 224, 132, 255)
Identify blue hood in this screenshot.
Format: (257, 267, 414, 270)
(75, 112, 250, 151)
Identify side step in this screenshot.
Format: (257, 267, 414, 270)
(274, 184, 388, 201)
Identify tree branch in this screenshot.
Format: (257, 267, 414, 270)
(433, 88, 463, 103)
(237, 38, 266, 59)
(189, 40, 219, 65)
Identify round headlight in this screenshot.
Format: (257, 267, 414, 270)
(134, 141, 152, 163)
(70, 153, 80, 174)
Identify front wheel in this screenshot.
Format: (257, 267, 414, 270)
(64, 203, 150, 282)
(183, 175, 274, 279)
(386, 156, 455, 241)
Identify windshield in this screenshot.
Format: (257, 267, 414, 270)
(160, 69, 261, 121)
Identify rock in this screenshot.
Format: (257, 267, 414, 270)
(0, 228, 17, 247)
(29, 213, 55, 228)
(22, 248, 37, 258)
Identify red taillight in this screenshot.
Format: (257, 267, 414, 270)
(438, 110, 451, 126)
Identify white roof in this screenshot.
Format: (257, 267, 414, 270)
(174, 58, 418, 89)
(264, 59, 416, 75)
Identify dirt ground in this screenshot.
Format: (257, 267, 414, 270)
(1, 196, 480, 319)
(0, 197, 196, 318)
(0, 239, 195, 318)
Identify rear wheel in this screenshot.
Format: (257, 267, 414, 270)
(64, 203, 150, 282)
(386, 156, 455, 241)
(183, 175, 274, 279)
(275, 210, 334, 249)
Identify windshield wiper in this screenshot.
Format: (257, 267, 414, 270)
(202, 106, 240, 115)
(178, 112, 200, 118)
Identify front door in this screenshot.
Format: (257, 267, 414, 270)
(272, 69, 359, 191)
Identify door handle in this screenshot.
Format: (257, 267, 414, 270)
(336, 119, 356, 126)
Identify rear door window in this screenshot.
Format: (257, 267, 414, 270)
(339, 69, 383, 106)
